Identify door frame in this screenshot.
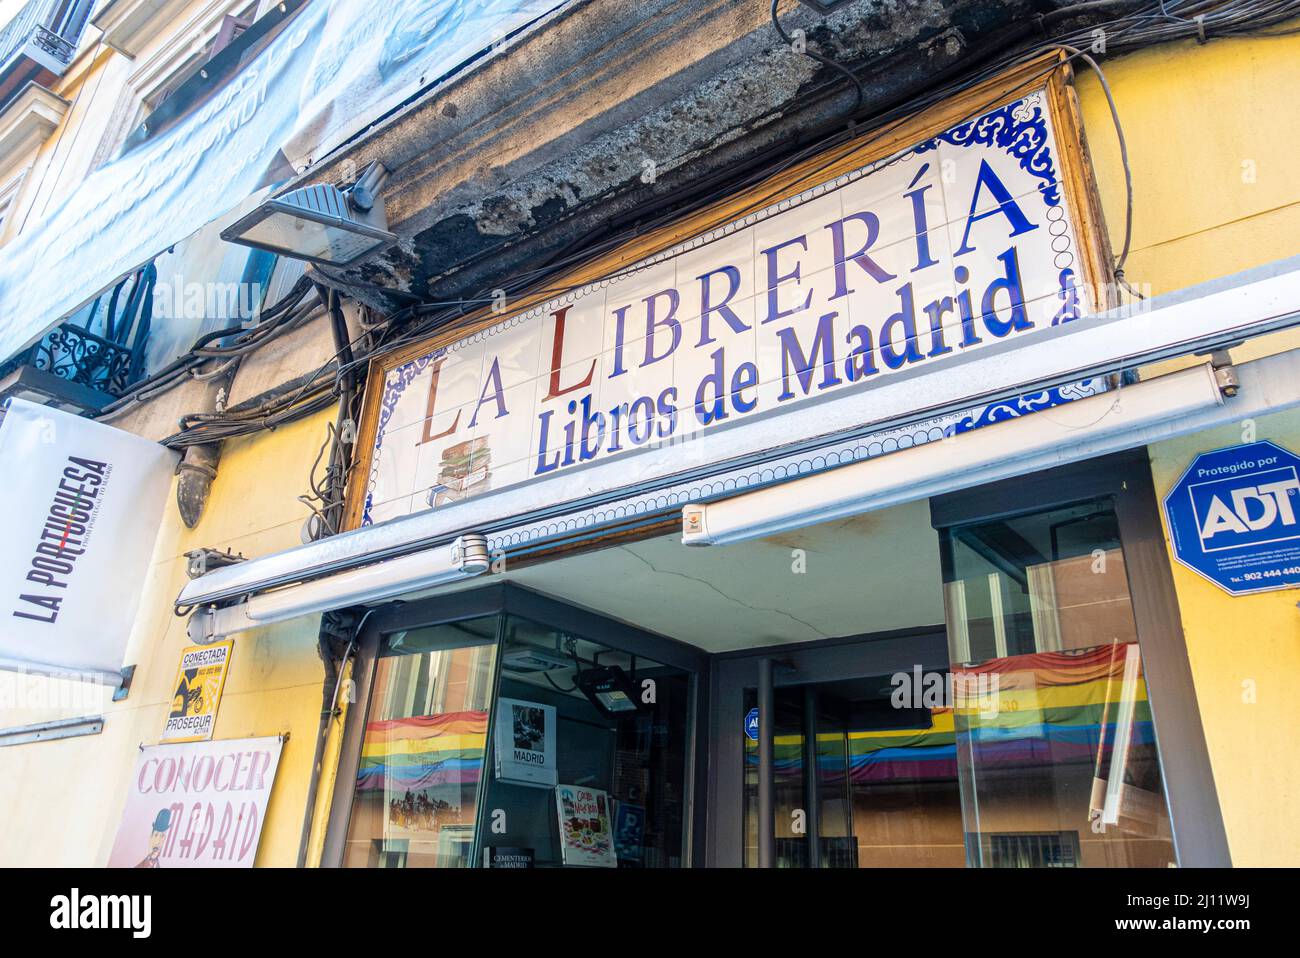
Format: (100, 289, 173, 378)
(929, 447, 1232, 867)
(704, 625, 948, 867)
(320, 582, 711, 868)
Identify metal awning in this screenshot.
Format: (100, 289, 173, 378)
(176, 255, 1300, 611)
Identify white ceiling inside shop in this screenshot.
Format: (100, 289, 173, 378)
(481, 498, 947, 653)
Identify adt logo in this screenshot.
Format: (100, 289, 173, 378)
(1165, 440, 1300, 595)
(1192, 469, 1300, 550)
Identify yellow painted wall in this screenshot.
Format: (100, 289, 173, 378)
(1078, 29, 1300, 367)
(0, 408, 335, 867)
(1078, 28, 1300, 865)
(4, 23, 1298, 870)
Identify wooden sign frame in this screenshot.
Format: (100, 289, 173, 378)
(342, 52, 1115, 532)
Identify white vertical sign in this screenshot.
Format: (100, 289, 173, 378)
(0, 398, 176, 679)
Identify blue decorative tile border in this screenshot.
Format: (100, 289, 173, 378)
(482, 376, 1109, 552)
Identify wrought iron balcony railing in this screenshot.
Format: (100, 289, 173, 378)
(29, 22, 77, 63)
(0, 322, 142, 410)
(0, 0, 95, 88)
(27, 323, 138, 395)
(0, 257, 153, 413)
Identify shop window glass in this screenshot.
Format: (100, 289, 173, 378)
(341, 617, 499, 868)
(479, 615, 689, 868)
(744, 681, 965, 868)
(340, 606, 692, 868)
(941, 500, 1178, 867)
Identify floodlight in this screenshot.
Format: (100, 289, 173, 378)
(220, 163, 396, 265)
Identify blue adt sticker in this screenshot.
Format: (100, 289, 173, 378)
(744, 708, 759, 742)
(1164, 440, 1300, 595)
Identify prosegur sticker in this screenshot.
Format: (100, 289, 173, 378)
(1163, 440, 1300, 596)
(161, 640, 234, 743)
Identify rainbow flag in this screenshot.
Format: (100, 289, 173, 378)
(747, 644, 1156, 784)
(356, 710, 487, 792)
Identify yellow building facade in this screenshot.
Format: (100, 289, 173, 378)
(1079, 32, 1300, 866)
(1, 11, 1298, 869)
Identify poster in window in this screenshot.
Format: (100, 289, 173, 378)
(555, 784, 616, 868)
(613, 802, 645, 866)
(493, 697, 557, 788)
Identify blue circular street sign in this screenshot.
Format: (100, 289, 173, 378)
(1163, 440, 1300, 595)
(744, 707, 759, 741)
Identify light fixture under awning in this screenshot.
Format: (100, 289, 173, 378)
(681, 363, 1227, 547)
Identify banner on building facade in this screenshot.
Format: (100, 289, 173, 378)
(353, 85, 1107, 528)
(0, 399, 175, 680)
(108, 736, 284, 868)
(0, 0, 559, 361)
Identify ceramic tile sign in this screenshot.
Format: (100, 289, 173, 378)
(1164, 441, 1300, 595)
(361, 90, 1090, 526)
(161, 641, 234, 743)
(108, 736, 283, 868)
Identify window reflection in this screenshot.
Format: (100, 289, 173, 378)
(942, 501, 1178, 867)
(342, 618, 498, 868)
(744, 682, 966, 868)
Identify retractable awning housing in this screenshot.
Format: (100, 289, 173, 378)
(681, 362, 1226, 546)
(186, 534, 491, 643)
(176, 256, 1300, 630)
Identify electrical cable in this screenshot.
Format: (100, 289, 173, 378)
(769, 0, 865, 120)
(140, 0, 1299, 450)
(1057, 44, 1144, 299)
(94, 275, 316, 420)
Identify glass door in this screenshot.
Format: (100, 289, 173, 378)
(939, 498, 1178, 867)
(713, 452, 1228, 867)
(742, 674, 967, 867)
